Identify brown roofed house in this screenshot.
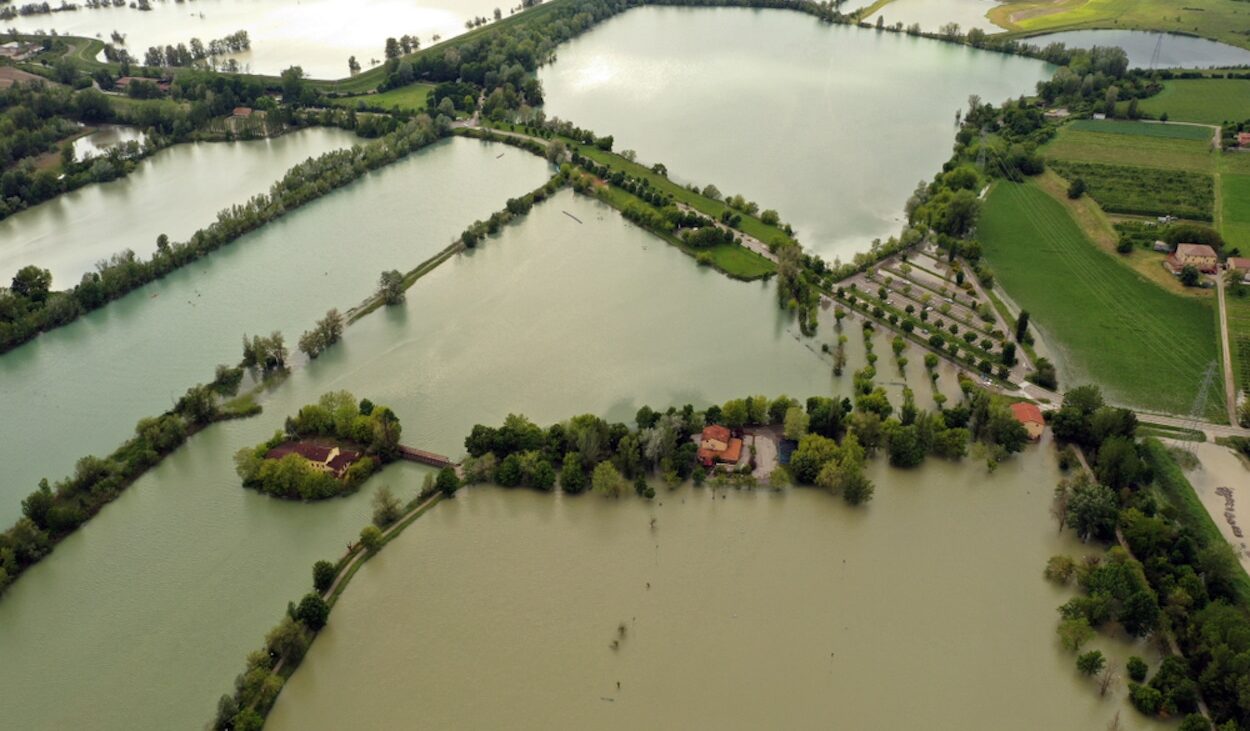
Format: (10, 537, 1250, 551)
(697, 425, 744, 467)
(1010, 402, 1045, 442)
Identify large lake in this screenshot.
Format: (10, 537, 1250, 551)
(6, 0, 508, 78)
(539, 7, 1051, 261)
(266, 442, 1155, 730)
(0, 190, 883, 730)
(0, 137, 551, 526)
(0, 126, 359, 285)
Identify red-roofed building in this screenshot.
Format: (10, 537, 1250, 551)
(1010, 402, 1045, 441)
(232, 106, 253, 118)
(265, 440, 363, 478)
(697, 425, 744, 467)
(1239, 132, 1250, 149)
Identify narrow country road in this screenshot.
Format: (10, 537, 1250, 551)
(1216, 273, 1239, 427)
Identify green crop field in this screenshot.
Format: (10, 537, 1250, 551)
(1223, 174, 1250, 251)
(993, 0, 1250, 51)
(328, 83, 435, 113)
(980, 181, 1223, 417)
(1139, 79, 1250, 126)
(1049, 159, 1214, 220)
(1043, 125, 1217, 172)
(1227, 291, 1250, 397)
(1067, 119, 1214, 141)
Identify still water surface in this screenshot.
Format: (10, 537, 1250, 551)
(539, 7, 1052, 261)
(268, 440, 1155, 730)
(0, 137, 550, 526)
(5, 0, 508, 78)
(0, 191, 860, 729)
(1027, 30, 1250, 69)
(0, 127, 359, 284)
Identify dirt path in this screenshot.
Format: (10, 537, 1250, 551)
(1216, 273, 1239, 426)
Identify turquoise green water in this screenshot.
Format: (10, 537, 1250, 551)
(0, 137, 551, 526)
(538, 6, 1052, 261)
(0, 191, 853, 729)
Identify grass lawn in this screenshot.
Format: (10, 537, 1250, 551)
(980, 180, 1223, 417)
(572, 144, 794, 247)
(1044, 124, 1217, 172)
(992, 0, 1250, 51)
(1139, 79, 1250, 125)
(593, 180, 775, 280)
(1067, 119, 1214, 141)
(328, 83, 435, 113)
(1221, 174, 1250, 252)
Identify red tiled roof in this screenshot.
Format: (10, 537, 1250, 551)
(1010, 402, 1044, 426)
(701, 425, 731, 443)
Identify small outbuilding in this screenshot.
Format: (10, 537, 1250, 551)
(1152, 240, 1172, 253)
(1239, 132, 1250, 149)
(1010, 402, 1045, 442)
(232, 106, 254, 117)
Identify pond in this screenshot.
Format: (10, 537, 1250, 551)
(6, 0, 509, 78)
(866, 0, 1002, 34)
(538, 6, 1052, 262)
(1026, 30, 1250, 69)
(0, 137, 551, 527)
(0, 190, 868, 730)
(0, 126, 359, 286)
(69, 123, 147, 159)
(265, 437, 1156, 730)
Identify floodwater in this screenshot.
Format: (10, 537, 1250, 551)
(867, 0, 1002, 33)
(538, 7, 1051, 261)
(1026, 30, 1250, 69)
(0, 126, 359, 285)
(6, 0, 508, 78)
(1184, 442, 1250, 571)
(0, 191, 864, 730)
(0, 137, 551, 526)
(267, 434, 1155, 730)
(69, 123, 146, 159)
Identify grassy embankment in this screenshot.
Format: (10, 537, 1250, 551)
(476, 124, 781, 280)
(979, 181, 1222, 417)
(326, 83, 435, 113)
(991, 0, 1250, 51)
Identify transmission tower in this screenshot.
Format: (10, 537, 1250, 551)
(1149, 33, 1164, 70)
(1181, 361, 1218, 453)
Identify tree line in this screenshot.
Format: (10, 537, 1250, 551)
(0, 114, 448, 355)
(0, 362, 259, 598)
(1044, 385, 1250, 729)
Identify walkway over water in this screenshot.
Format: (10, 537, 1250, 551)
(396, 445, 454, 468)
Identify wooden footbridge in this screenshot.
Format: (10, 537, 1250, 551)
(396, 445, 455, 469)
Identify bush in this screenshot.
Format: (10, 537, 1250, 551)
(1129, 682, 1164, 716)
(295, 593, 330, 631)
(1127, 656, 1148, 682)
(312, 560, 336, 593)
(360, 525, 383, 552)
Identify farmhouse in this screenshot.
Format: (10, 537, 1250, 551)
(697, 424, 743, 467)
(1168, 243, 1219, 275)
(1239, 132, 1250, 149)
(1009, 402, 1045, 442)
(232, 106, 254, 118)
(265, 441, 363, 478)
(1229, 257, 1250, 282)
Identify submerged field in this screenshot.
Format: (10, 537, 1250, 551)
(994, 2, 1250, 54)
(266, 446, 1156, 731)
(980, 181, 1221, 416)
